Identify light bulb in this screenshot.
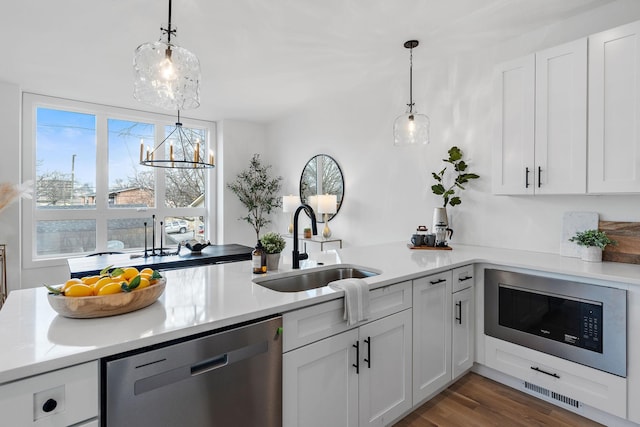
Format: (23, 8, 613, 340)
(159, 57, 176, 81)
(408, 117, 416, 135)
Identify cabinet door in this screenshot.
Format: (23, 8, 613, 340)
(412, 272, 452, 405)
(493, 55, 535, 195)
(358, 309, 412, 427)
(283, 329, 359, 427)
(589, 20, 640, 193)
(535, 38, 587, 194)
(628, 284, 640, 424)
(0, 361, 98, 427)
(452, 286, 474, 380)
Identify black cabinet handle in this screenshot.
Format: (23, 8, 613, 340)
(353, 342, 359, 374)
(458, 276, 473, 282)
(525, 167, 530, 188)
(531, 366, 560, 379)
(538, 166, 542, 188)
(456, 301, 462, 324)
(42, 398, 57, 413)
(429, 278, 446, 285)
(364, 337, 371, 368)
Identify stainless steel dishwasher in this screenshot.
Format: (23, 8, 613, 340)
(103, 316, 282, 427)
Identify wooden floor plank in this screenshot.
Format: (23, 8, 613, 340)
(394, 373, 604, 427)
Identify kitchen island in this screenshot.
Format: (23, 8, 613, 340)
(2, 242, 640, 426)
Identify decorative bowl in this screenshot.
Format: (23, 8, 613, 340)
(185, 239, 211, 253)
(47, 279, 166, 319)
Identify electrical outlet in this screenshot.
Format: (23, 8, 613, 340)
(33, 385, 65, 421)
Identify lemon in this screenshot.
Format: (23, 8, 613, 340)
(122, 267, 140, 281)
(81, 275, 101, 285)
(65, 283, 93, 297)
(92, 276, 115, 295)
(135, 277, 151, 290)
(97, 282, 123, 296)
(140, 268, 154, 276)
(62, 278, 83, 292)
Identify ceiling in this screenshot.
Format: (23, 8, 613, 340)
(2, 0, 613, 122)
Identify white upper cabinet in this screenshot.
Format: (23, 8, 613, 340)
(493, 55, 535, 195)
(588, 20, 640, 193)
(493, 38, 587, 195)
(535, 39, 587, 194)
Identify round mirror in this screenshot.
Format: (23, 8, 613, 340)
(299, 154, 344, 222)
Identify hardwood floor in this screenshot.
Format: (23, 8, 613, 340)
(393, 373, 603, 427)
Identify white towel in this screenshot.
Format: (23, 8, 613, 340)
(329, 278, 370, 326)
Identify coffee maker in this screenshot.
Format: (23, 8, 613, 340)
(434, 222, 453, 247)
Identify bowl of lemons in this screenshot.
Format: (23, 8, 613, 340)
(45, 266, 165, 319)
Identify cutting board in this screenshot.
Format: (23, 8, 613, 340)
(600, 221, 640, 264)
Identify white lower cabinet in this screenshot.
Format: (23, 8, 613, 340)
(452, 285, 474, 380)
(485, 336, 627, 418)
(628, 284, 640, 424)
(283, 306, 412, 427)
(412, 271, 452, 404)
(0, 361, 99, 426)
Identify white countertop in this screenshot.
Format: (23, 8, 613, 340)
(1, 242, 640, 385)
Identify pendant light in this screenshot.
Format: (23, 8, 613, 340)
(394, 40, 430, 146)
(139, 111, 215, 169)
(133, 0, 201, 111)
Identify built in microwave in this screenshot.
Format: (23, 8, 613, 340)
(485, 269, 627, 377)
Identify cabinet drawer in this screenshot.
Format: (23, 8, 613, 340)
(484, 336, 626, 418)
(0, 361, 98, 426)
(283, 281, 412, 352)
(452, 264, 474, 293)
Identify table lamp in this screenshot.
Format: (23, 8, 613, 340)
(317, 194, 337, 238)
(282, 195, 301, 233)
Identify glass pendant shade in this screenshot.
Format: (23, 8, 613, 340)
(393, 40, 430, 146)
(133, 39, 201, 111)
(394, 110, 430, 146)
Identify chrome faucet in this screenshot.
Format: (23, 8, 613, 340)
(292, 203, 318, 269)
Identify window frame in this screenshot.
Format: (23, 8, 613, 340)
(22, 93, 216, 268)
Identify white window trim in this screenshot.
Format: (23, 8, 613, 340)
(22, 93, 216, 269)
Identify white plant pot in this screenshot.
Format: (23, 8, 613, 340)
(581, 246, 603, 262)
(266, 253, 281, 271)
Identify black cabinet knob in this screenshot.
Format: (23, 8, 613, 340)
(42, 398, 57, 413)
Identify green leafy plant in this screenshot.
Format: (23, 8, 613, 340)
(260, 232, 286, 254)
(569, 229, 616, 249)
(431, 146, 480, 208)
(227, 154, 283, 241)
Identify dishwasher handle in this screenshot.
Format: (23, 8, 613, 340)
(190, 354, 228, 376)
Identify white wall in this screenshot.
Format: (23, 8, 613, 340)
(0, 81, 22, 295)
(265, 0, 640, 254)
(217, 120, 267, 248)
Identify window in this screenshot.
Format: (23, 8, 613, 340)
(22, 93, 215, 265)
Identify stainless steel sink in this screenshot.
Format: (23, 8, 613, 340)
(253, 265, 379, 292)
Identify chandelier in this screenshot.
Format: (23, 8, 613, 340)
(139, 111, 215, 169)
(133, 0, 201, 111)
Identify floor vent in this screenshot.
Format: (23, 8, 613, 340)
(524, 381, 580, 409)
(551, 391, 580, 408)
(524, 381, 550, 397)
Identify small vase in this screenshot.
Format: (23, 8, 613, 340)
(266, 253, 281, 271)
(433, 207, 448, 230)
(581, 246, 602, 262)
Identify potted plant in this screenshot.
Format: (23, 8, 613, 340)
(430, 146, 480, 231)
(227, 154, 283, 242)
(260, 232, 286, 271)
(568, 229, 616, 262)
